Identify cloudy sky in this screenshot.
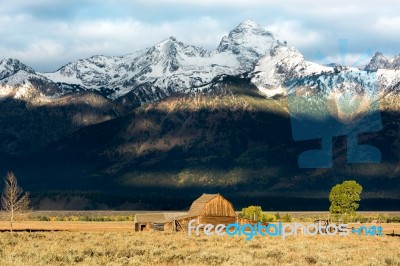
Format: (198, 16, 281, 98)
(1, 0, 399, 72)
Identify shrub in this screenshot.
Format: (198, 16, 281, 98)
(263, 213, 277, 222)
(283, 213, 292, 222)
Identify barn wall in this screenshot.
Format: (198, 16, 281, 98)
(199, 216, 237, 225)
(135, 222, 154, 232)
(164, 222, 172, 231)
(178, 217, 199, 227)
(201, 195, 236, 217)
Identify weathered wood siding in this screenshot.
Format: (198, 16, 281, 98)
(201, 194, 236, 217)
(134, 222, 153, 232)
(199, 216, 237, 225)
(178, 217, 198, 226)
(164, 222, 172, 231)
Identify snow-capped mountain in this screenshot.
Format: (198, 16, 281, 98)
(251, 46, 334, 97)
(1, 20, 400, 107)
(0, 58, 63, 103)
(41, 20, 281, 102)
(364, 52, 400, 71)
(251, 46, 400, 98)
(217, 20, 280, 70)
(363, 52, 400, 96)
(0, 58, 36, 81)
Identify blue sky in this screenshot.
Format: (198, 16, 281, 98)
(1, 0, 399, 72)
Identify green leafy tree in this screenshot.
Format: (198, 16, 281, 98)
(329, 180, 362, 215)
(240, 206, 275, 222)
(241, 206, 263, 221)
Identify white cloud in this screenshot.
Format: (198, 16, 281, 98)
(0, 1, 399, 71)
(0, 16, 228, 71)
(372, 16, 400, 38)
(266, 21, 321, 48)
(139, 0, 400, 8)
(139, 0, 270, 7)
(70, 17, 226, 52)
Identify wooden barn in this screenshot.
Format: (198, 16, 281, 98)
(133, 193, 237, 232)
(176, 193, 237, 228)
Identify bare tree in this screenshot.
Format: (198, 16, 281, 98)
(1, 172, 30, 232)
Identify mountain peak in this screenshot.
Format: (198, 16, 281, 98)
(228, 20, 273, 38)
(364, 51, 391, 71)
(1, 57, 28, 68)
(0, 57, 35, 80)
(236, 20, 260, 30)
(153, 36, 182, 52)
(160, 36, 178, 44)
(216, 21, 279, 69)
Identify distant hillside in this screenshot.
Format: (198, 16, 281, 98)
(2, 79, 399, 210)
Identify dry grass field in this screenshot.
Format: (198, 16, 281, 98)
(0, 221, 134, 232)
(0, 222, 399, 265)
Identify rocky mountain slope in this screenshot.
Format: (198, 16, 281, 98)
(6, 84, 399, 210)
(364, 52, 400, 71)
(0, 58, 118, 155)
(252, 46, 400, 98)
(0, 20, 399, 210)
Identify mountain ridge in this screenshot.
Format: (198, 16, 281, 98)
(1, 20, 399, 105)
(39, 20, 281, 103)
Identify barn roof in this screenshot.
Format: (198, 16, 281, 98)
(186, 193, 219, 216)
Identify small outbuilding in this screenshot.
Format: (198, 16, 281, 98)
(134, 213, 182, 232)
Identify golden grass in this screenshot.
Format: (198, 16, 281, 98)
(0, 221, 133, 232)
(0, 222, 399, 265)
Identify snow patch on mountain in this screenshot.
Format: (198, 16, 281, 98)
(251, 46, 333, 97)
